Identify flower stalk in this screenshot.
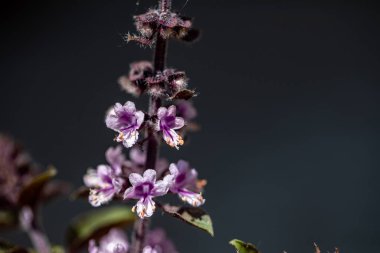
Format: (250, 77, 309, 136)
(130, 0, 171, 252)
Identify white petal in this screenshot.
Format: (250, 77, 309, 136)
(134, 197, 156, 218)
(163, 129, 184, 149)
(168, 163, 179, 177)
(129, 173, 143, 186)
(178, 190, 205, 207)
(83, 169, 101, 187)
(89, 189, 114, 207)
(97, 165, 112, 177)
(122, 130, 139, 148)
(142, 246, 155, 253)
(143, 169, 156, 183)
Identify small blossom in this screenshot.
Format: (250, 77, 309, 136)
(143, 228, 177, 253)
(84, 147, 126, 207)
(155, 105, 184, 149)
(84, 165, 124, 207)
(105, 102, 145, 148)
(89, 229, 129, 253)
(124, 169, 172, 219)
(168, 160, 206, 207)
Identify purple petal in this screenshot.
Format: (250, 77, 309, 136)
(172, 117, 184, 130)
(166, 105, 177, 117)
(129, 147, 146, 166)
(152, 178, 171, 197)
(105, 146, 125, 175)
(157, 107, 167, 120)
(135, 111, 145, 128)
(124, 186, 138, 200)
(89, 240, 99, 253)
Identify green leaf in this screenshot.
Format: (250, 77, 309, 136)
(18, 167, 57, 206)
(0, 210, 18, 229)
(0, 239, 29, 253)
(229, 239, 260, 253)
(51, 245, 65, 253)
(66, 206, 136, 251)
(160, 204, 214, 236)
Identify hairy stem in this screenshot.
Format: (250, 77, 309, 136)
(130, 1, 171, 252)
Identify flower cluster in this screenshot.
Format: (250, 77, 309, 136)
(105, 101, 187, 149)
(84, 150, 206, 219)
(119, 62, 191, 99)
(127, 9, 199, 47)
(89, 228, 177, 253)
(123, 161, 206, 218)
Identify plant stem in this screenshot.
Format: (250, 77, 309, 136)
(130, 1, 171, 252)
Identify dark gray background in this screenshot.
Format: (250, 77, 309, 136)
(1, 0, 379, 252)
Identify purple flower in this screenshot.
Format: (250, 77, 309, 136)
(89, 229, 129, 253)
(143, 228, 177, 253)
(84, 147, 126, 207)
(124, 169, 172, 219)
(155, 105, 185, 149)
(105, 102, 145, 148)
(168, 160, 206, 207)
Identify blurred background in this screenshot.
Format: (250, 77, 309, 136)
(1, 0, 379, 252)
